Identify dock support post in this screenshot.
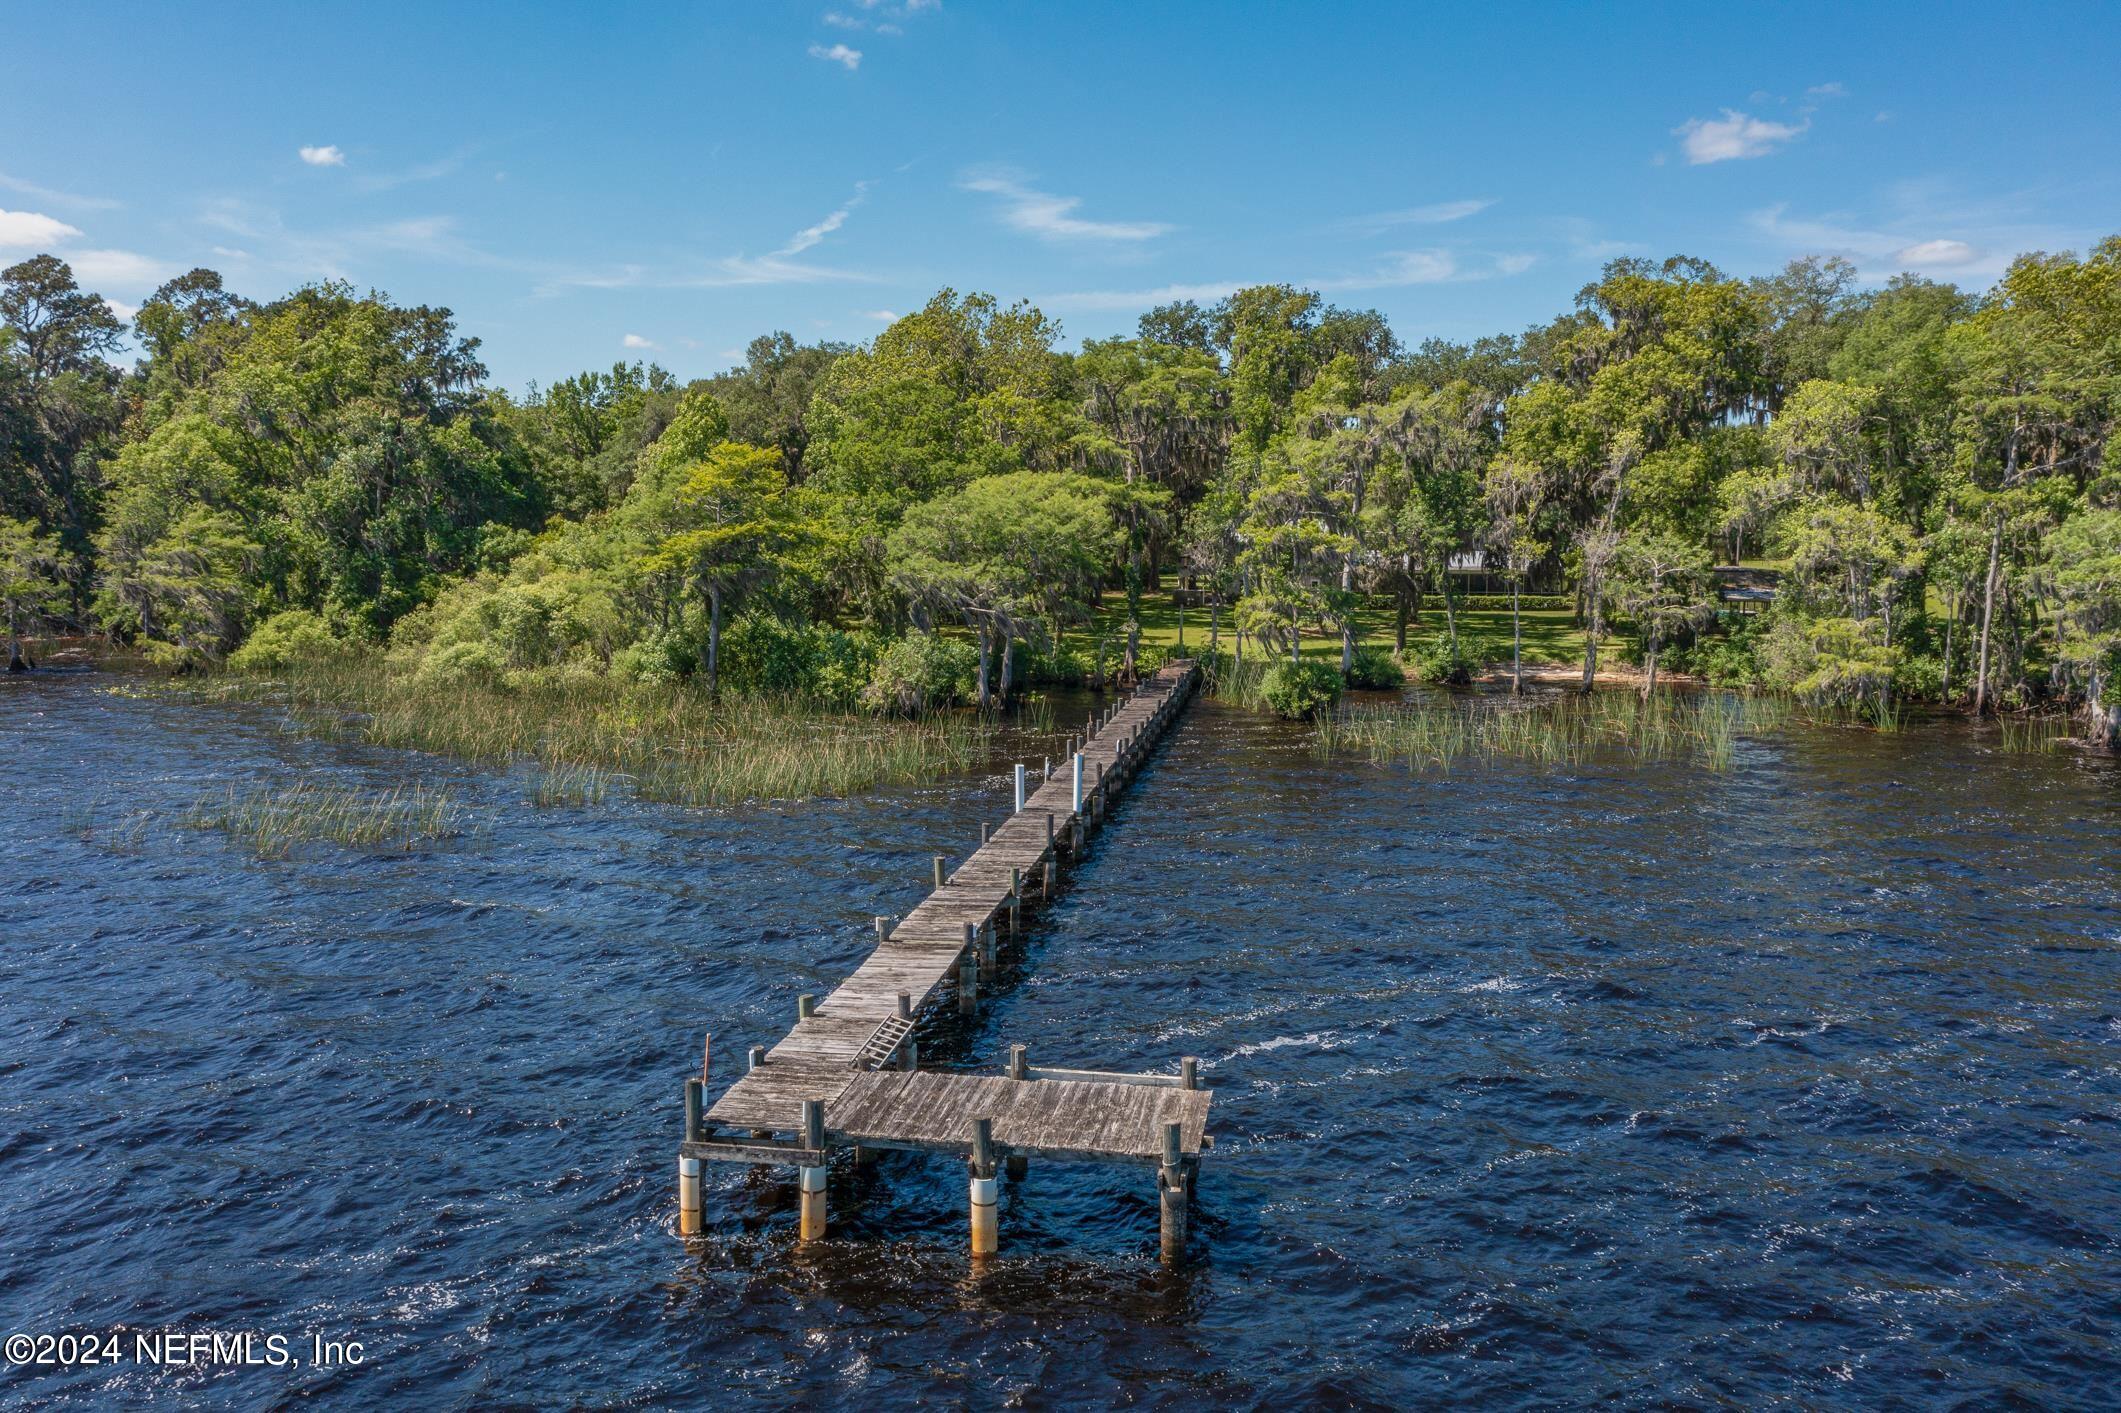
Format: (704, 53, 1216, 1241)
(1009, 869, 1021, 934)
(1158, 1120, 1186, 1266)
(797, 993, 815, 1021)
(1071, 752, 1083, 811)
(1014, 762, 1026, 813)
(1003, 1046, 1029, 1180)
(933, 854, 947, 888)
(1045, 859, 1057, 894)
(678, 1154, 702, 1236)
(978, 920, 994, 969)
(874, 915, 889, 943)
(980, 821, 990, 844)
(960, 951, 978, 1016)
(1181, 1056, 1199, 1090)
(970, 1117, 999, 1259)
(896, 992, 918, 1070)
(798, 1099, 828, 1244)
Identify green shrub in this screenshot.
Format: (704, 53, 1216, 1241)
(1260, 659, 1344, 719)
(1017, 638, 1090, 686)
(1894, 652, 1946, 701)
(861, 633, 979, 715)
(1344, 646, 1406, 690)
(414, 638, 508, 688)
(228, 610, 351, 672)
(1407, 637, 1489, 685)
(612, 630, 697, 686)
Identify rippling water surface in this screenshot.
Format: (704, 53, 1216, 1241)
(4, 672, 2119, 1408)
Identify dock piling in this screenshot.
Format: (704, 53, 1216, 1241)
(970, 1116, 999, 1259)
(678, 1155, 702, 1235)
(1158, 1120, 1186, 1265)
(933, 854, 947, 888)
(798, 1099, 828, 1244)
(797, 993, 816, 1021)
(960, 950, 979, 1016)
(1014, 762, 1026, 813)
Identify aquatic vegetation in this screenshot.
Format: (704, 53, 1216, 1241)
(1998, 714, 2071, 754)
(163, 660, 990, 807)
(186, 782, 463, 857)
(1315, 690, 1777, 774)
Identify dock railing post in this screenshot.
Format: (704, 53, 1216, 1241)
(748, 1044, 765, 1071)
(798, 1100, 828, 1245)
(797, 993, 815, 1021)
(1014, 762, 1026, 813)
(1158, 1120, 1186, 1266)
(933, 854, 947, 889)
(970, 1117, 999, 1259)
(1071, 752, 1083, 812)
(1181, 1056, 1199, 1090)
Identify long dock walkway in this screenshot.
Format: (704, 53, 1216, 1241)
(677, 659, 1207, 1263)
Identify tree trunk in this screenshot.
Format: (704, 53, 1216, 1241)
(998, 636, 1016, 701)
(1941, 591, 1956, 701)
(1340, 616, 1355, 674)
(1643, 633, 1658, 698)
(1510, 583, 1523, 695)
(1289, 608, 1301, 665)
(976, 621, 993, 711)
(1973, 512, 2002, 716)
(705, 585, 723, 694)
(1209, 602, 1220, 655)
(1581, 593, 1603, 693)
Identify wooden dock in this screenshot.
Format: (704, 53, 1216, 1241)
(676, 659, 1207, 1263)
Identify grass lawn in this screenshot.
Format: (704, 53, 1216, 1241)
(1076, 589, 1610, 671)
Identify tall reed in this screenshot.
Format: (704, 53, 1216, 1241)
(1316, 691, 1771, 774)
(186, 782, 462, 857)
(1999, 714, 2071, 754)
(163, 660, 990, 807)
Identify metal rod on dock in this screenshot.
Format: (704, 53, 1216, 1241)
(1014, 763, 1026, 813)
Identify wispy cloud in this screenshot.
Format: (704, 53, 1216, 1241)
(298, 144, 347, 168)
(1744, 198, 2069, 281)
(1674, 110, 1808, 164)
(778, 183, 870, 256)
(622, 333, 657, 350)
(961, 168, 1171, 243)
(808, 42, 862, 70)
(1037, 281, 1242, 313)
(0, 172, 120, 213)
(858, 308, 900, 321)
(0, 208, 84, 248)
(1806, 81, 1847, 99)
(352, 146, 479, 193)
(1334, 199, 1492, 236)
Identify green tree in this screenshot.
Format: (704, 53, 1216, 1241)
(0, 514, 66, 669)
(641, 441, 801, 693)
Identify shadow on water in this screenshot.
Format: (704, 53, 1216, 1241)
(4, 672, 2120, 1407)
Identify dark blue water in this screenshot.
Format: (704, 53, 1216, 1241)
(4, 672, 2119, 1408)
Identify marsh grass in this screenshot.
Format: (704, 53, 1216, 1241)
(1999, 714, 2071, 754)
(1204, 651, 1273, 710)
(161, 661, 990, 807)
(187, 782, 463, 857)
(1316, 691, 1774, 774)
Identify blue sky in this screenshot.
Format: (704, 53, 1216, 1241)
(4, 1, 2117, 390)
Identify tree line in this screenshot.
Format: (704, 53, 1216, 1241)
(2, 239, 2117, 742)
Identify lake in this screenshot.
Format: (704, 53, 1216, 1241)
(4, 671, 2118, 1407)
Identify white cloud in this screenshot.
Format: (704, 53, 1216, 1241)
(105, 298, 139, 322)
(1336, 199, 1491, 235)
(1037, 281, 1242, 313)
(622, 333, 657, 350)
(1806, 82, 1847, 98)
(960, 169, 1171, 243)
(823, 10, 863, 27)
(299, 145, 347, 168)
(1495, 252, 1538, 276)
(0, 208, 83, 248)
(1895, 238, 1978, 268)
(1674, 110, 1809, 164)
(858, 308, 899, 321)
(808, 42, 862, 70)
(66, 248, 179, 290)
